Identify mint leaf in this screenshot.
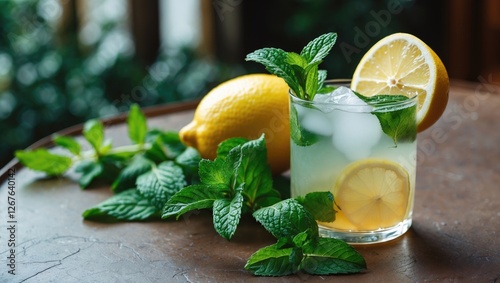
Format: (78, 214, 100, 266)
(213, 184, 244, 240)
(290, 63, 306, 80)
(300, 238, 366, 275)
(198, 158, 234, 186)
(15, 149, 72, 176)
(305, 65, 319, 99)
(162, 184, 227, 219)
(286, 52, 308, 68)
(355, 93, 417, 146)
(161, 132, 187, 158)
(136, 161, 187, 210)
(147, 130, 187, 159)
(317, 85, 335, 94)
(83, 119, 105, 153)
(244, 244, 302, 276)
(253, 199, 318, 240)
(290, 103, 318, 146)
(144, 135, 169, 163)
(374, 105, 417, 146)
(216, 137, 248, 160)
(358, 93, 409, 104)
(99, 154, 127, 180)
(372, 96, 417, 146)
(317, 70, 328, 91)
(74, 155, 124, 189)
(300, 32, 337, 65)
(83, 189, 158, 221)
(75, 160, 104, 188)
(128, 104, 147, 145)
(292, 230, 312, 248)
(232, 135, 278, 209)
(53, 135, 81, 156)
(245, 48, 302, 98)
(112, 154, 154, 192)
(296, 191, 336, 222)
(174, 147, 201, 178)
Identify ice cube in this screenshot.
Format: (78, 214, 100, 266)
(301, 109, 333, 136)
(330, 110, 382, 161)
(313, 86, 372, 113)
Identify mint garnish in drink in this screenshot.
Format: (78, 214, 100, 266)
(246, 32, 337, 101)
(289, 103, 319, 146)
(354, 93, 417, 146)
(247, 32, 417, 146)
(246, 32, 338, 146)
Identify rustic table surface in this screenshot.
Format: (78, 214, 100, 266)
(1, 80, 499, 282)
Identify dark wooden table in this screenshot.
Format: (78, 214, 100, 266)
(1, 80, 499, 282)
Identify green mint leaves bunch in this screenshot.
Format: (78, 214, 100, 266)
(16, 104, 201, 221)
(162, 135, 282, 240)
(246, 198, 366, 276)
(162, 135, 365, 275)
(15, 104, 367, 276)
(246, 32, 337, 101)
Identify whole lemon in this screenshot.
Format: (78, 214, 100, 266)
(179, 73, 290, 174)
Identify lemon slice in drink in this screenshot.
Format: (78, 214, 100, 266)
(335, 159, 410, 230)
(351, 33, 449, 132)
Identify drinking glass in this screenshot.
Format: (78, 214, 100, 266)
(289, 79, 417, 244)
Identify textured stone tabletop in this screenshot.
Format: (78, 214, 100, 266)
(1, 80, 499, 282)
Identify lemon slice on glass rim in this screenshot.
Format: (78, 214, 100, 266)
(334, 159, 410, 231)
(351, 33, 449, 132)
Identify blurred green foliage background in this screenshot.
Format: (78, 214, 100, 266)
(0, 0, 236, 167)
(0, 0, 443, 167)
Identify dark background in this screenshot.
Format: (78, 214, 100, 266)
(0, 0, 498, 167)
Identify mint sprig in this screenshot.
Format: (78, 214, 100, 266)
(15, 104, 198, 189)
(81, 149, 198, 222)
(162, 135, 282, 240)
(246, 32, 337, 101)
(16, 104, 201, 221)
(245, 199, 366, 276)
(81, 135, 199, 221)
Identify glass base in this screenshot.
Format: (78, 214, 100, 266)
(318, 218, 412, 245)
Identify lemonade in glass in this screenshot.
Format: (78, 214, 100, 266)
(290, 79, 417, 244)
(246, 32, 449, 244)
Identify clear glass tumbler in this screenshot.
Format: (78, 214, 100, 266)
(289, 79, 418, 244)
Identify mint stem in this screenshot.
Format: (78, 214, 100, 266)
(72, 143, 151, 162)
